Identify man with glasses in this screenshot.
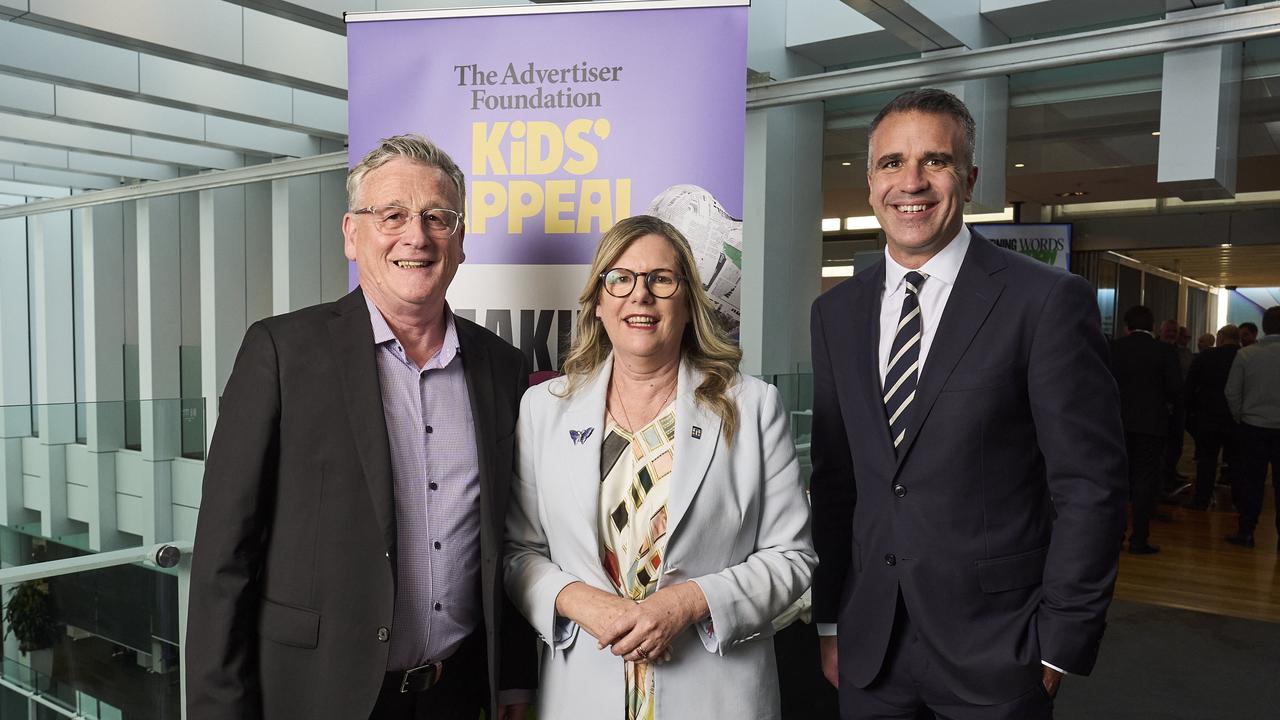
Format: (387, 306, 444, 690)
(188, 135, 536, 720)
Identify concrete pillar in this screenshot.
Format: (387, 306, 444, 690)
(940, 78, 1008, 213)
(136, 197, 181, 545)
(0, 208, 36, 528)
(31, 211, 76, 539)
(80, 204, 131, 551)
(1157, 15, 1240, 201)
(320, 169, 350, 301)
(272, 174, 323, 314)
(200, 186, 248, 454)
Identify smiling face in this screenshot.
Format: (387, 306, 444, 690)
(867, 110, 978, 268)
(342, 157, 464, 322)
(595, 233, 690, 369)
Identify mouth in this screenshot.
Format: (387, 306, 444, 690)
(892, 202, 935, 214)
(624, 314, 658, 328)
(392, 259, 433, 269)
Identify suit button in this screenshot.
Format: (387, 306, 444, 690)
(893, 484, 907, 498)
(884, 554, 897, 566)
(376, 627, 390, 642)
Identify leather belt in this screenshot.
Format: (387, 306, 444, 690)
(384, 661, 444, 694)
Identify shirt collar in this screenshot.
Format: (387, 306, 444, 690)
(364, 294, 462, 370)
(883, 224, 971, 293)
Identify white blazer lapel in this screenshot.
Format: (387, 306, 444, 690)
(559, 361, 611, 560)
(667, 359, 722, 540)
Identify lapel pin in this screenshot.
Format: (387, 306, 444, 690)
(691, 426, 702, 439)
(569, 427, 594, 445)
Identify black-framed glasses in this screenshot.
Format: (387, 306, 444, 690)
(599, 268, 685, 298)
(351, 205, 464, 237)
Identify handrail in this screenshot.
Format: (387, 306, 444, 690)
(0, 542, 193, 585)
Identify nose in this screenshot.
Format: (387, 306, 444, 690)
(900, 162, 929, 193)
(398, 215, 431, 247)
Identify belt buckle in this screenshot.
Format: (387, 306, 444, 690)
(399, 661, 443, 693)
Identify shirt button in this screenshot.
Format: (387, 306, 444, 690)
(884, 553, 897, 566)
(893, 484, 907, 498)
(376, 627, 390, 642)
(434, 541, 442, 550)
(434, 602, 442, 611)
(425, 425, 433, 434)
(429, 481, 438, 491)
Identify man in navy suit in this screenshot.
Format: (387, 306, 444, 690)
(810, 89, 1128, 719)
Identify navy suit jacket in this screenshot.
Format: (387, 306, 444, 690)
(810, 232, 1127, 705)
(1109, 332, 1181, 437)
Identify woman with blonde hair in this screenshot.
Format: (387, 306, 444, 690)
(505, 214, 815, 718)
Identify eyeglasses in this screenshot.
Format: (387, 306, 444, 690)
(599, 268, 685, 299)
(351, 205, 464, 237)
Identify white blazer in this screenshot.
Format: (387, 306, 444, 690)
(505, 357, 816, 719)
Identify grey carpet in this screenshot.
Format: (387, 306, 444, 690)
(1055, 599, 1280, 720)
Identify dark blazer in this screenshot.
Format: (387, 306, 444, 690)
(1109, 332, 1181, 437)
(810, 232, 1127, 706)
(1184, 345, 1239, 429)
(186, 288, 536, 720)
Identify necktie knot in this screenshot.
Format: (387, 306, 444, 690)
(904, 271, 926, 296)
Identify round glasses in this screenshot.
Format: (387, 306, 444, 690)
(599, 268, 685, 298)
(351, 205, 464, 237)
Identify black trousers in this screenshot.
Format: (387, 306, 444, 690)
(1125, 433, 1165, 545)
(1161, 408, 1186, 493)
(369, 629, 487, 720)
(1192, 420, 1235, 506)
(1233, 423, 1280, 536)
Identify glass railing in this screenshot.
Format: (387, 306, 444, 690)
(0, 398, 208, 461)
(758, 372, 814, 484)
(0, 531, 189, 720)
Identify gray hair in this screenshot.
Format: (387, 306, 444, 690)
(868, 88, 977, 171)
(346, 134, 466, 211)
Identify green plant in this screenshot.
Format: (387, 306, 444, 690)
(3, 580, 58, 652)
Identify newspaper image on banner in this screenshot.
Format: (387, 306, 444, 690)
(346, 1, 748, 369)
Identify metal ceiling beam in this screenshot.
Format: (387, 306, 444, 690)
(0, 151, 347, 220)
(0, 112, 248, 171)
(747, 2, 1280, 109)
(0, 138, 178, 182)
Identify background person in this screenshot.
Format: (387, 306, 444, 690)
(505, 214, 815, 719)
(1224, 307, 1280, 549)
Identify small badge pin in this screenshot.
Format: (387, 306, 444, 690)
(569, 427, 594, 445)
(691, 426, 703, 439)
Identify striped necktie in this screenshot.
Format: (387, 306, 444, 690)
(884, 271, 926, 451)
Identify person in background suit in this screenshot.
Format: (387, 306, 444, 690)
(1197, 333, 1215, 353)
(1157, 319, 1191, 496)
(810, 88, 1128, 720)
(187, 135, 536, 720)
(505, 215, 815, 719)
(1184, 324, 1240, 510)
(1224, 306, 1280, 550)
(1239, 322, 1258, 348)
(1109, 305, 1182, 554)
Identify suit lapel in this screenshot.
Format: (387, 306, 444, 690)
(562, 361, 611, 558)
(328, 288, 396, 553)
(855, 263, 896, 458)
(894, 233, 1006, 470)
(455, 317, 497, 542)
(667, 359, 722, 541)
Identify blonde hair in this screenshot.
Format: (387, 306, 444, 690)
(559, 215, 743, 443)
(346, 134, 466, 210)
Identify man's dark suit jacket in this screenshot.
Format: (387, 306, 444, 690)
(186, 288, 536, 720)
(810, 232, 1128, 707)
(1184, 345, 1239, 430)
(1109, 332, 1181, 437)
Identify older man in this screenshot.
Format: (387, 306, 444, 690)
(187, 135, 535, 720)
(810, 88, 1127, 719)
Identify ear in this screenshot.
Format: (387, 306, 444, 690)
(342, 213, 358, 262)
(964, 165, 979, 202)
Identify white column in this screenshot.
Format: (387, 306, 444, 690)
(80, 203, 131, 551)
(137, 197, 180, 545)
(245, 182, 273, 325)
(200, 186, 248, 454)
(320, 169, 351, 300)
(940, 78, 1008, 213)
(31, 210, 76, 539)
(0, 208, 35, 528)
(272, 174, 322, 314)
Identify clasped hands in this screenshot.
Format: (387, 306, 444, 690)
(556, 581, 708, 663)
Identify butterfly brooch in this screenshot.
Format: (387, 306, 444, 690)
(569, 427, 594, 445)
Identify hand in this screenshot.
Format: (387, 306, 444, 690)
(554, 582, 635, 642)
(1041, 666, 1063, 698)
(819, 635, 839, 688)
(599, 583, 708, 662)
(497, 703, 529, 720)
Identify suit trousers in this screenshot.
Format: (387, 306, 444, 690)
(1125, 433, 1165, 545)
(1233, 423, 1280, 536)
(840, 596, 1053, 720)
(370, 629, 486, 720)
(1161, 409, 1186, 493)
(1192, 421, 1235, 507)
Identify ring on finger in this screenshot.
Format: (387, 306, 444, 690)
(636, 647, 649, 660)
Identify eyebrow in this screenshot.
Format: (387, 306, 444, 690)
(874, 151, 956, 167)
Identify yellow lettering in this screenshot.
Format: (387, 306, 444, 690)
(510, 121, 526, 175)
(469, 181, 506, 234)
(577, 179, 612, 234)
(563, 118, 598, 175)
(615, 178, 631, 223)
(507, 180, 544, 234)
(526, 121, 565, 175)
(544, 180, 576, 234)
(471, 122, 508, 176)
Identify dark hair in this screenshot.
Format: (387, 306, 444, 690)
(1263, 307, 1280, 335)
(1240, 321, 1259, 335)
(1123, 305, 1155, 332)
(868, 88, 977, 170)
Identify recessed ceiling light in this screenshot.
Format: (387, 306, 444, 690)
(841, 161, 852, 166)
(1013, 163, 1025, 168)
(1055, 191, 1089, 198)
(1151, 131, 1161, 137)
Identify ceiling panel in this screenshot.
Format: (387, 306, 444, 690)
(1126, 245, 1280, 288)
